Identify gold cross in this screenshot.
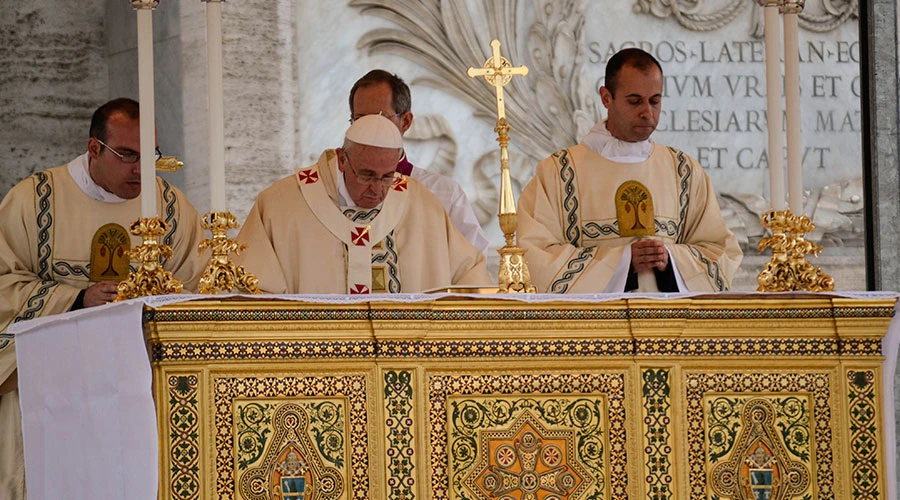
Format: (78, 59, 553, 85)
(466, 40, 529, 120)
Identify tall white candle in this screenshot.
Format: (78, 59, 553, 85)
(783, 8, 803, 213)
(136, 6, 157, 218)
(763, 5, 786, 211)
(205, 0, 226, 213)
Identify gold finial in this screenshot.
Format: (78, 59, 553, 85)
(131, 0, 159, 9)
(197, 211, 261, 294)
(779, 0, 805, 14)
(757, 209, 834, 292)
(156, 156, 184, 172)
(467, 40, 534, 293)
(116, 217, 183, 300)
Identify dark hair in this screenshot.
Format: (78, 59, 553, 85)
(604, 48, 663, 96)
(89, 98, 140, 141)
(348, 70, 412, 115)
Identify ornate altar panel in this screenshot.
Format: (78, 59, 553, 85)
(146, 295, 894, 500)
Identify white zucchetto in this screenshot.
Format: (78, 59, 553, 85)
(344, 114, 402, 148)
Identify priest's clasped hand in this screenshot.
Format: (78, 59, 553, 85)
(83, 281, 120, 307)
(631, 238, 669, 273)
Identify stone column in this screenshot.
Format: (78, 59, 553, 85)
(861, 2, 900, 492)
(180, 0, 300, 221)
(0, 0, 108, 196)
(863, 0, 900, 293)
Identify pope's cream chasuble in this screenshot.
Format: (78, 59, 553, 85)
(517, 144, 742, 293)
(235, 149, 490, 294)
(299, 164, 408, 294)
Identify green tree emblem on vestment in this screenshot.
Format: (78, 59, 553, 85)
(98, 227, 128, 276)
(621, 185, 649, 230)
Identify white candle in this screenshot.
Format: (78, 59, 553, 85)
(205, 0, 226, 213)
(783, 9, 803, 213)
(763, 5, 786, 211)
(136, 7, 157, 218)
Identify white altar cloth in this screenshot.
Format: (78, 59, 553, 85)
(10, 292, 900, 500)
(13, 301, 154, 500)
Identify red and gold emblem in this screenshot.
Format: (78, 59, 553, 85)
(351, 226, 370, 246)
(297, 168, 319, 185)
(390, 177, 408, 192)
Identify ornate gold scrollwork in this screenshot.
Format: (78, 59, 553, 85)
(116, 216, 183, 300)
(198, 211, 261, 294)
(757, 209, 834, 292)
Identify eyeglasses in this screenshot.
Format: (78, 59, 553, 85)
(342, 150, 399, 187)
(94, 138, 162, 164)
(349, 111, 402, 124)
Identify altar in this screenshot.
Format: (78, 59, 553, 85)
(12, 292, 900, 500)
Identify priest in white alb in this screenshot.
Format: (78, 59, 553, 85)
(517, 48, 742, 293)
(235, 114, 490, 294)
(0, 98, 206, 499)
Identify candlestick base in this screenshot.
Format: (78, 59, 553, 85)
(198, 211, 261, 294)
(116, 217, 184, 300)
(497, 212, 536, 293)
(498, 246, 536, 293)
(756, 209, 834, 292)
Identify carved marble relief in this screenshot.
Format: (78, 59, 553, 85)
(352, 0, 863, 256)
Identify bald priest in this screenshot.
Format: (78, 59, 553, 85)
(236, 115, 491, 294)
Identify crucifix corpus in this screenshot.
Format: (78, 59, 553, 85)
(467, 39, 535, 293)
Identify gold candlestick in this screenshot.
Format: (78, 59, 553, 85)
(198, 211, 261, 294)
(116, 217, 183, 300)
(757, 209, 834, 292)
(467, 40, 535, 293)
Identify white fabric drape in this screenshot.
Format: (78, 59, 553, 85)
(14, 301, 157, 500)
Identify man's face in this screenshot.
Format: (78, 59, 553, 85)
(337, 144, 401, 208)
(599, 64, 663, 143)
(87, 112, 152, 199)
(351, 82, 413, 135)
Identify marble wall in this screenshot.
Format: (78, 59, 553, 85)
(0, 0, 107, 195)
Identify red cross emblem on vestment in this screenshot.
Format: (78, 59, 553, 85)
(297, 168, 319, 184)
(350, 284, 370, 294)
(351, 226, 370, 246)
(391, 177, 408, 192)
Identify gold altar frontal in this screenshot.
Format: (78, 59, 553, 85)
(145, 295, 895, 500)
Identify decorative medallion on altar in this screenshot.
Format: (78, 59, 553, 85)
(89, 223, 131, 282)
(615, 181, 655, 237)
(710, 398, 810, 500)
(461, 409, 593, 500)
(237, 403, 344, 500)
(276, 449, 308, 499)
